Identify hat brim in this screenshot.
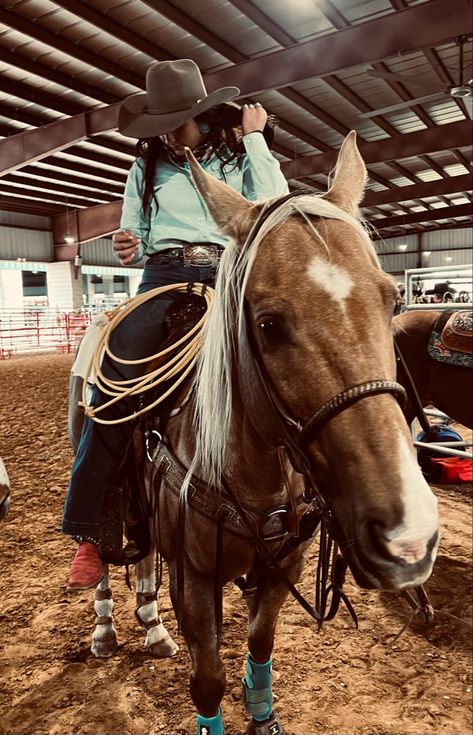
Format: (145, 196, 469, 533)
(119, 86, 240, 138)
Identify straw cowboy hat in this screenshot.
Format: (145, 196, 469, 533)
(119, 59, 240, 138)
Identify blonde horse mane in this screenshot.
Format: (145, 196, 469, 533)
(191, 193, 378, 488)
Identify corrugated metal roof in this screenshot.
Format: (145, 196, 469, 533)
(0, 0, 471, 245)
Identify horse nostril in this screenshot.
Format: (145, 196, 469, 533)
(383, 536, 428, 564)
(365, 519, 431, 565)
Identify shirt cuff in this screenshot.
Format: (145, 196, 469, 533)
(242, 131, 271, 156)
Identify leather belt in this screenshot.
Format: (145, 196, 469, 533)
(152, 244, 224, 267)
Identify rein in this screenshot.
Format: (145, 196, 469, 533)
(233, 194, 408, 615)
(153, 193, 410, 633)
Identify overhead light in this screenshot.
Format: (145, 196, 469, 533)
(445, 255, 453, 262)
(64, 235, 75, 244)
(450, 84, 472, 98)
(398, 244, 408, 251)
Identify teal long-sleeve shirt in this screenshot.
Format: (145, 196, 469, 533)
(119, 132, 289, 263)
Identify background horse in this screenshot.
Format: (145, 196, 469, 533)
(68, 133, 439, 734)
(393, 310, 472, 428)
(0, 455, 10, 521)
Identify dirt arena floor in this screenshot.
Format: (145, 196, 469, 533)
(0, 352, 471, 735)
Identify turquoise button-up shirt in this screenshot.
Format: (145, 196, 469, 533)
(120, 132, 289, 263)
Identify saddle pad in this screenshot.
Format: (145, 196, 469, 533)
(428, 309, 473, 368)
(71, 312, 112, 379)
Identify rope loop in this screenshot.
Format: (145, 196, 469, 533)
(81, 282, 214, 425)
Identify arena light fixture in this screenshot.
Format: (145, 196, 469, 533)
(398, 244, 408, 251)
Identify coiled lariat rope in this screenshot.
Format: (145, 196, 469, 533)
(79, 282, 214, 425)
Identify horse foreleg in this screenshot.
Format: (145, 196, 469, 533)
(134, 550, 179, 658)
(91, 565, 119, 658)
(170, 565, 225, 734)
(0, 456, 11, 521)
(243, 561, 304, 735)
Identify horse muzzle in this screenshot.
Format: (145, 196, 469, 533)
(344, 527, 439, 590)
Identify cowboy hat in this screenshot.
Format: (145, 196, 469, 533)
(119, 59, 240, 138)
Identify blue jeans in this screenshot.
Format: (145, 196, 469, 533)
(61, 257, 217, 537)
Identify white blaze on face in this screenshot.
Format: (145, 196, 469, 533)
(307, 256, 354, 311)
(385, 431, 439, 567)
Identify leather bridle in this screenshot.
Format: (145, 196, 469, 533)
(238, 192, 407, 507)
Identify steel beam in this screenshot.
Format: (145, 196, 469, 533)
(52, 200, 123, 258)
(282, 121, 472, 179)
(0, 105, 120, 175)
(371, 204, 472, 230)
(49, 187, 473, 252)
(204, 0, 472, 95)
(363, 175, 472, 207)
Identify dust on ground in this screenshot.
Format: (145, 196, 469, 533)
(0, 353, 471, 735)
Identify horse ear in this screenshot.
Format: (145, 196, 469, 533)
(185, 147, 257, 239)
(324, 131, 367, 216)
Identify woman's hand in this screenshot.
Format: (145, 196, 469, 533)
(242, 102, 268, 135)
(112, 230, 141, 265)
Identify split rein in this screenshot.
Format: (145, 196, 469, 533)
(78, 282, 214, 425)
(226, 192, 409, 627)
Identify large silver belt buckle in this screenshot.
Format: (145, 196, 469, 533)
(183, 245, 218, 267)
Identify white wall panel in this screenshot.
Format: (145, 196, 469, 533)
(423, 228, 472, 249)
(81, 237, 117, 266)
(375, 233, 418, 254)
(0, 210, 51, 229)
(378, 251, 419, 275)
(0, 227, 53, 261)
(421, 249, 472, 268)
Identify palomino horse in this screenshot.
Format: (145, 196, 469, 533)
(0, 456, 10, 521)
(393, 309, 473, 428)
(69, 132, 439, 734)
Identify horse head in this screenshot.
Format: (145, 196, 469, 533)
(185, 132, 439, 593)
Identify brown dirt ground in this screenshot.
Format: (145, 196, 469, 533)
(0, 353, 471, 735)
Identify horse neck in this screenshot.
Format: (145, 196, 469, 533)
(224, 400, 291, 507)
(167, 388, 291, 509)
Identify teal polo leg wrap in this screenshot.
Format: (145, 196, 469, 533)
(196, 709, 224, 735)
(242, 654, 273, 722)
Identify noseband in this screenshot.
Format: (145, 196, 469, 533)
(299, 379, 406, 449)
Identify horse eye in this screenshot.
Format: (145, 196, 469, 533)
(258, 317, 285, 345)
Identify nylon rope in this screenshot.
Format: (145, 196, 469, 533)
(79, 282, 214, 425)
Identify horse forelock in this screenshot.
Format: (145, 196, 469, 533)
(191, 194, 378, 487)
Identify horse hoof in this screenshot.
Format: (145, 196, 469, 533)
(91, 636, 118, 658)
(146, 622, 179, 658)
(246, 714, 285, 735)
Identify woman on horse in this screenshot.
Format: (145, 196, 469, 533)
(61, 58, 289, 591)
